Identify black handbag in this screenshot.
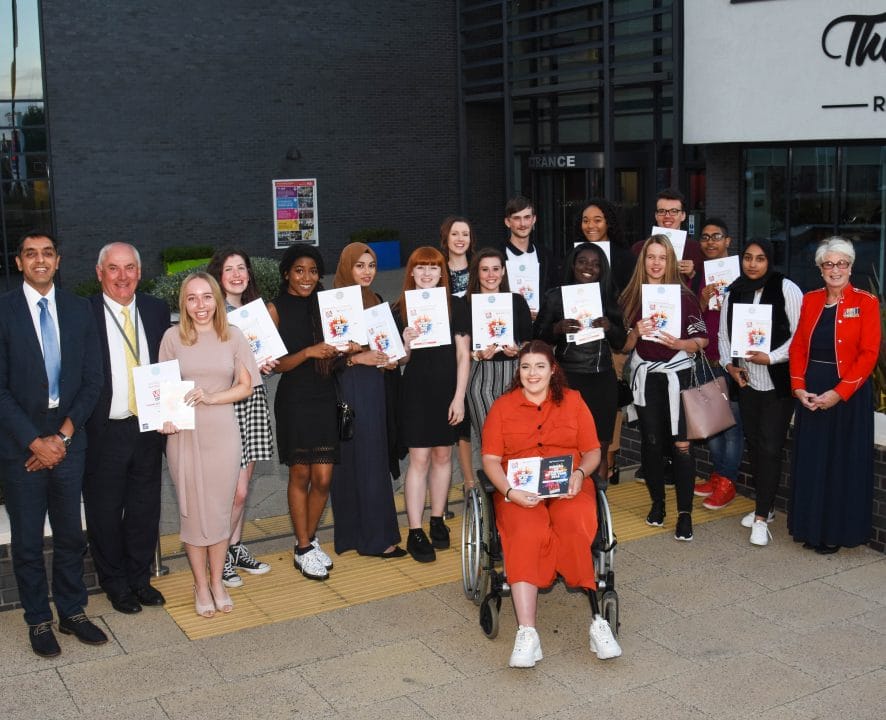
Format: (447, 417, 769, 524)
(333, 374, 355, 441)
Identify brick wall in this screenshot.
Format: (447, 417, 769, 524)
(39, 1, 468, 283)
(616, 424, 886, 553)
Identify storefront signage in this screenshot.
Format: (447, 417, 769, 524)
(684, 0, 886, 143)
(527, 153, 601, 170)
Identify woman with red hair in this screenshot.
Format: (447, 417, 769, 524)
(482, 340, 621, 668)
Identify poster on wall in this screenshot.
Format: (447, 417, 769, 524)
(273, 178, 319, 248)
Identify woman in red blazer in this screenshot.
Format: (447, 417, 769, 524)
(788, 237, 881, 553)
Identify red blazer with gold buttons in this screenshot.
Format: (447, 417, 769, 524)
(789, 283, 880, 401)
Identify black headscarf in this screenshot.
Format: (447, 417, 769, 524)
(728, 238, 780, 295)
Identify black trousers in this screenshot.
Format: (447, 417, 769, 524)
(83, 417, 164, 596)
(635, 371, 695, 514)
(737, 387, 794, 518)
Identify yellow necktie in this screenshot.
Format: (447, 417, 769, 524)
(121, 307, 138, 416)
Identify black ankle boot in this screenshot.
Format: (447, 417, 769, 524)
(429, 516, 451, 549)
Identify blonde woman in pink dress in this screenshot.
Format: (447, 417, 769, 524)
(159, 272, 260, 618)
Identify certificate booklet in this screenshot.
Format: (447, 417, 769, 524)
(226, 298, 288, 365)
(506, 455, 574, 497)
(363, 302, 406, 363)
(506, 258, 541, 313)
(703, 256, 740, 310)
(573, 240, 611, 266)
(132, 360, 195, 432)
(317, 285, 367, 350)
(405, 287, 451, 349)
(730, 303, 772, 358)
(641, 284, 682, 343)
(561, 283, 605, 345)
(651, 225, 687, 260)
(470, 293, 515, 351)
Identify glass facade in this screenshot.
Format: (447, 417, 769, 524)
(1, 0, 50, 282)
(744, 145, 885, 296)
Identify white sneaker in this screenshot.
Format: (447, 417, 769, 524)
(294, 547, 329, 581)
(741, 510, 776, 528)
(589, 615, 622, 660)
(508, 626, 543, 668)
(749, 520, 772, 547)
(311, 538, 334, 569)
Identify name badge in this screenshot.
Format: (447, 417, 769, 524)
(843, 307, 860, 319)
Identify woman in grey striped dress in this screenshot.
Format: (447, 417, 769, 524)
(466, 248, 533, 442)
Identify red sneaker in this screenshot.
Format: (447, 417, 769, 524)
(702, 475, 736, 509)
(693, 475, 719, 497)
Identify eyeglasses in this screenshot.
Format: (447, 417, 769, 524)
(700, 233, 726, 242)
(820, 260, 851, 270)
(655, 208, 683, 217)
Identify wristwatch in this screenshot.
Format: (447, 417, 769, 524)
(56, 431, 72, 449)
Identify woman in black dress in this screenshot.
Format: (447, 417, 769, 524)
(329, 243, 405, 558)
(534, 242, 627, 486)
(395, 246, 470, 563)
(268, 245, 340, 581)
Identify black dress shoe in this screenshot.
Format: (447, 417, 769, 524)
(58, 614, 108, 645)
(108, 592, 142, 614)
(815, 544, 841, 555)
(132, 585, 166, 606)
(363, 546, 408, 559)
(29, 621, 61, 658)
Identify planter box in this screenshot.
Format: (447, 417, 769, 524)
(368, 240, 401, 270)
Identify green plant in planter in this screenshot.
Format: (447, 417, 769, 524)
(162, 245, 215, 275)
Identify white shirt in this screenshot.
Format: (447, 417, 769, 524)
(103, 294, 150, 420)
(22, 282, 60, 408)
(718, 278, 802, 392)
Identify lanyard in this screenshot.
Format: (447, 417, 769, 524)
(103, 300, 141, 363)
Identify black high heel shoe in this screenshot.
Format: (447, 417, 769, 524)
(608, 464, 620, 486)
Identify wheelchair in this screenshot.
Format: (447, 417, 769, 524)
(461, 470, 619, 640)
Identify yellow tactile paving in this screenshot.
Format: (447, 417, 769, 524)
(154, 480, 754, 640)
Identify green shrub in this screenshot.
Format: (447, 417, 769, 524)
(165, 257, 211, 275)
(161, 245, 215, 264)
(348, 228, 400, 244)
(148, 257, 281, 312)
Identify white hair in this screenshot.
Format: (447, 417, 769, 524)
(814, 237, 855, 266)
(97, 242, 141, 268)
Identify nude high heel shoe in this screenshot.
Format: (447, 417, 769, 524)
(211, 586, 234, 613)
(194, 586, 215, 618)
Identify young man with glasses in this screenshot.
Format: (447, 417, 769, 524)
(693, 219, 742, 510)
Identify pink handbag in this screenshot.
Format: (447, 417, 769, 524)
(681, 354, 736, 440)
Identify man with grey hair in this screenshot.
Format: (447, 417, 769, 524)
(84, 243, 171, 613)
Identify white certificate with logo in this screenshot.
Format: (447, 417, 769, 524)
(405, 287, 451, 349)
(363, 302, 406, 363)
(226, 299, 288, 365)
(317, 285, 367, 350)
(703, 256, 740, 310)
(730, 303, 772, 358)
(132, 359, 195, 432)
(641, 284, 682, 343)
(506, 258, 541, 313)
(561, 283, 605, 344)
(471, 293, 515, 350)
(573, 240, 611, 265)
(651, 225, 687, 260)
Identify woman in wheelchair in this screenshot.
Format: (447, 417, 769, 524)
(481, 340, 622, 668)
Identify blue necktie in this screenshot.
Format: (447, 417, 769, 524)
(38, 297, 61, 400)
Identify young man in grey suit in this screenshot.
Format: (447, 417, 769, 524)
(84, 243, 171, 614)
(0, 231, 105, 657)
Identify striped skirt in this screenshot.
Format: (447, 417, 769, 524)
(467, 358, 518, 442)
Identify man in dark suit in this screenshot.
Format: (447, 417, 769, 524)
(0, 231, 105, 657)
(84, 242, 170, 614)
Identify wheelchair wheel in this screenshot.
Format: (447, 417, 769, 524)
(460, 486, 491, 605)
(479, 593, 501, 639)
(601, 589, 619, 636)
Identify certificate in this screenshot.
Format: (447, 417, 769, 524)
(573, 240, 611, 266)
(730, 303, 772, 358)
(651, 225, 687, 260)
(641, 284, 682, 342)
(702, 256, 740, 310)
(561, 283, 605, 344)
(405, 287, 451, 349)
(363, 302, 406, 363)
(470, 293, 514, 351)
(227, 299, 288, 365)
(506, 455, 574, 497)
(506, 258, 541, 313)
(317, 285, 367, 350)
(132, 360, 195, 432)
